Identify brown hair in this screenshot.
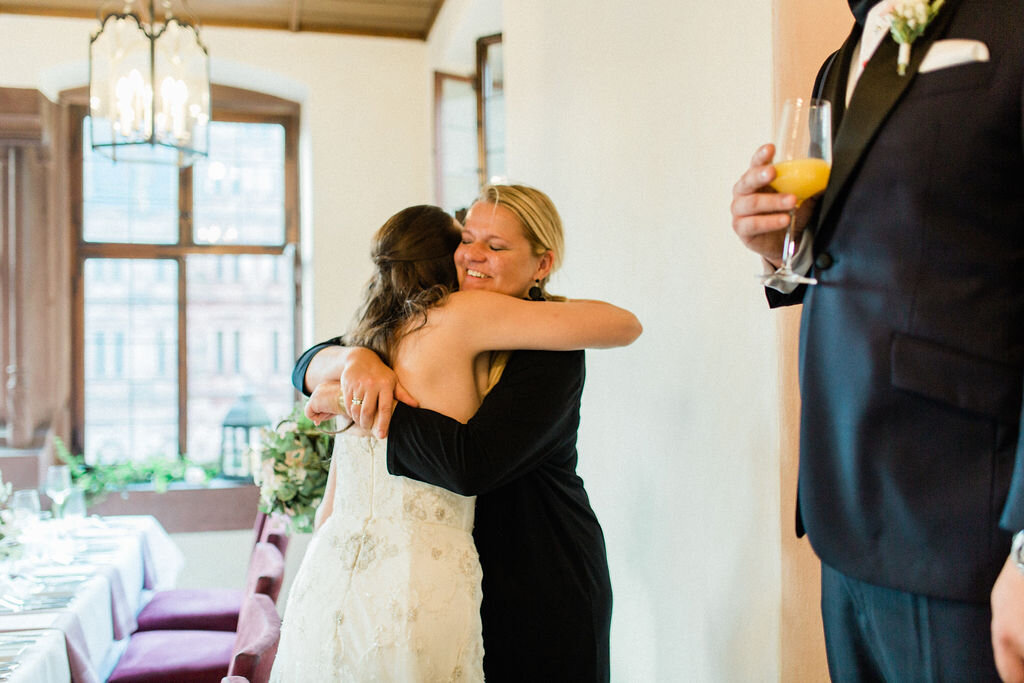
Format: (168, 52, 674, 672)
(346, 205, 461, 364)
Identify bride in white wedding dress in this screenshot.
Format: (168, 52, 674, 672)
(271, 432, 484, 680)
(271, 197, 640, 681)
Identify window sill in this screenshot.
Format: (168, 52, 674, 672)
(86, 478, 260, 533)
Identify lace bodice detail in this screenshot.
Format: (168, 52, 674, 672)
(271, 434, 484, 682)
(332, 435, 475, 533)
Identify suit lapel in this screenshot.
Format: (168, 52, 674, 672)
(815, 0, 963, 244)
(820, 25, 859, 141)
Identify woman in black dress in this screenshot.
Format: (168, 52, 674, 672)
(296, 184, 635, 682)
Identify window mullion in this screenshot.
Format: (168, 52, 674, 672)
(178, 254, 187, 461)
(180, 164, 193, 246)
(177, 162, 192, 459)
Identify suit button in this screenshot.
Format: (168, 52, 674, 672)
(815, 252, 834, 270)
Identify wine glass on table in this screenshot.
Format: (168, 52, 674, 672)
(11, 489, 41, 524)
(45, 465, 72, 520)
(760, 97, 832, 287)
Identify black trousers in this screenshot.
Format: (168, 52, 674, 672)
(820, 562, 1000, 682)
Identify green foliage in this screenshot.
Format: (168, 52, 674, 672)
(252, 403, 333, 533)
(53, 437, 217, 506)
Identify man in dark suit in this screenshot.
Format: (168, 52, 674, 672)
(731, 0, 1024, 679)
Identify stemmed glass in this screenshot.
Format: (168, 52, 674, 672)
(10, 490, 41, 524)
(760, 97, 832, 287)
(45, 465, 73, 520)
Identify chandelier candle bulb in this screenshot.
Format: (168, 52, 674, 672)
(89, 0, 210, 166)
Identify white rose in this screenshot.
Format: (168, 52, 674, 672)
(261, 459, 277, 487)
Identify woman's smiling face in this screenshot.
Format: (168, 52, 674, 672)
(455, 200, 552, 298)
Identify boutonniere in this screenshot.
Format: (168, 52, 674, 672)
(886, 0, 945, 75)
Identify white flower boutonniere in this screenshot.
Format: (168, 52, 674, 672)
(886, 0, 945, 75)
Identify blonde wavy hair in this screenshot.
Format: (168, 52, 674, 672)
(477, 183, 565, 301)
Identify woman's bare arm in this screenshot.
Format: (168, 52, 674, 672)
(437, 291, 642, 355)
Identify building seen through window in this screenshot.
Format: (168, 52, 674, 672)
(78, 115, 298, 470)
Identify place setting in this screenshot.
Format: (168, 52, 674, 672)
(0, 630, 48, 680)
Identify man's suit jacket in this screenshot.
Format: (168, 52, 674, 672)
(771, 0, 1024, 602)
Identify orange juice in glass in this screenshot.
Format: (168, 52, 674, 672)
(760, 97, 832, 286)
(771, 158, 831, 204)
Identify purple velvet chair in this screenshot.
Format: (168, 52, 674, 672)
(109, 593, 281, 683)
(259, 514, 289, 558)
(136, 532, 286, 632)
(225, 593, 281, 683)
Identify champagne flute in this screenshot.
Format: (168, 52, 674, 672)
(45, 465, 73, 520)
(761, 97, 832, 286)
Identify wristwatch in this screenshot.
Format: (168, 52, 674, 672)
(1012, 530, 1024, 574)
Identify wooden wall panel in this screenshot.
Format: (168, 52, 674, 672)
(0, 87, 69, 488)
(772, 2, 852, 680)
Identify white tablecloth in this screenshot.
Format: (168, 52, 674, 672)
(3, 628, 70, 683)
(0, 515, 183, 683)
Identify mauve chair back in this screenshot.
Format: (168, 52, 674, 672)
(245, 542, 285, 604)
(228, 593, 281, 683)
(251, 511, 269, 548)
(258, 513, 290, 559)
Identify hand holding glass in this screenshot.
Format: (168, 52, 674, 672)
(761, 97, 832, 286)
(45, 465, 73, 519)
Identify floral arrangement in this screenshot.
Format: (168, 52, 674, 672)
(251, 403, 334, 533)
(886, 0, 944, 75)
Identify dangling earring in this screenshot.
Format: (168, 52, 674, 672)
(528, 280, 545, 301)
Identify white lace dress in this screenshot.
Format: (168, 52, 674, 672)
(270, 434, 484, 682)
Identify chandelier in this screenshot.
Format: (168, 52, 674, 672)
(88, 0, 210, 166)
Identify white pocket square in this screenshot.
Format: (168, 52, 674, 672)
(919, 39, 989, 73)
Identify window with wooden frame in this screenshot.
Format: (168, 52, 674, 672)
(476, 32, 504, 186)
(433, 32, 504, 213)
(65, 86, 301, 472)
(434, 71, 478, 214)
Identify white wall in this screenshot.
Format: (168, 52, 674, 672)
(171, 530, 311, 612)
(428, 0, 502, 75)
(503, 3, 779, 680)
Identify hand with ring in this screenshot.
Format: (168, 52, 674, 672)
(337, 348, 418, 438)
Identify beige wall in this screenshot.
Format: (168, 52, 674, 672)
(773, 1, 852, 680)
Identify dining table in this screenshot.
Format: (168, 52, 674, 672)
(0, 514, 184, 683)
